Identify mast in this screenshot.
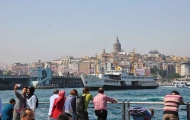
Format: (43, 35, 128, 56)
(95, 54, 98, 74)
(131, 48, 135, 74)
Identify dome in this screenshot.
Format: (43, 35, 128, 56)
(149, 50, 158, 54)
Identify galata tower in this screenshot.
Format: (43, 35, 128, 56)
(113, 36, 121, 54)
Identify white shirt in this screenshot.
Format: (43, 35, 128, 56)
(27, 95, 37, 110)
(48, 94, 59, 115)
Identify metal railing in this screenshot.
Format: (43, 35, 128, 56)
(0, 75, 29, 78)
(122, 101, 189, 120)
(3, 101, 189, 120)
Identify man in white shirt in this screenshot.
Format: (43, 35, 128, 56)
(48, 89, 59, 120)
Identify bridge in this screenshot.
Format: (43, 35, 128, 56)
(0, 75, 30, 90)
(0, 67, 83, 89)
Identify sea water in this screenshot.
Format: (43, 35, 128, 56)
(0, 86, 189, 120)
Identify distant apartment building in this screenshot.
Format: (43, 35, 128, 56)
(99, 62, 112, 73)
(12, 63, 30, 75)
(79, 62, 92, 74)
(167, 62, 176, 75)
(161, 62, 176, 75)
(172, 56, 182, 61)
(175, 63, 181, 76)
(100, 49, 110, 62)
(181, 61, 190, 77)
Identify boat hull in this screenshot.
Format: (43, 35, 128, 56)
(86, 85, 159, 90)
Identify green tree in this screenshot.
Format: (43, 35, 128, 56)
(158, 69, 167, 78)
(150, 65, 158, 75)
(173, 73, 181, 78)
(167, 73, 181, 80)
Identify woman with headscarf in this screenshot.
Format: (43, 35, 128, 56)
(51, 90, 66, 120)
(26, 87, 38, 119)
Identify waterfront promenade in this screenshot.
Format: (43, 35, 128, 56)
(0, 86, 189, 119)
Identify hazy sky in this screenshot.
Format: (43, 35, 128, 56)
(0, 0, 190, 64)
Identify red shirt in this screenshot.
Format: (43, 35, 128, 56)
(93, 93, 116, 110)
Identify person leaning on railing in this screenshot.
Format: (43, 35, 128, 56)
(93, 87, 117, 120)
(163, 91, 185, 120)
(77, 87, 93, 120)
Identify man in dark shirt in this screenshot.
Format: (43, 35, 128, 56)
(13, 84, 28, 120)
(1, 99, 15, 120)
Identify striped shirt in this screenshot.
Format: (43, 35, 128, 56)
(93, 93, 116, 110)
(164, 94, 183, 112)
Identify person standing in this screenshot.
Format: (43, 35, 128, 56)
(0, 97, 2, 120)
(163, 91, 185, 120)
(51, 90, 66, 120)
(26, 87, 38, 119)
(48, 89, 59, 120)
(77, 87, 93, 120)
(1, 98, 15, 120)
(13, 84, 28, 120)
(93, 87, 117, 120)
(64, 89, 78, 120)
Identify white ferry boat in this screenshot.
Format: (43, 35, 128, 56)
(80, 70, 159, 90)
(173, 77, 190, 87)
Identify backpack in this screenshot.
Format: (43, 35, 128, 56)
(128, 107, 150, 120)
(34, 95, 39, 108)
(76, 95, 86, 112)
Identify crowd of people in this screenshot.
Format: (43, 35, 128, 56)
(0, 84, 186, 120)
(0, 84, 38, 120)
(48, 87, 117, 120)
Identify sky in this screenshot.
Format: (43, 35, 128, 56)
(0, 0, 190, 64)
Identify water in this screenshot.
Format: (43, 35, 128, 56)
(0, 86, 189, 120)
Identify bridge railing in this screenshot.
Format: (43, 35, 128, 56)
(0, 75, 29, 78)
(2, 101, 189, 120)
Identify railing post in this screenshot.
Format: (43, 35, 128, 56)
(122, 100, 126, 120)
(127, 100, 130, 120)
(187, 102, 190, 120)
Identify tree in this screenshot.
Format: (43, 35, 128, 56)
(167, 73, 181, 80)
(150, 65, 158, 75)
(173, 73, 181, 78)
(158, 69, 167, 78)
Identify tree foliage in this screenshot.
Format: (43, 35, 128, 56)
(158, 69, 167, 78)
(168, 73, 181, 80)
(150, 65, 158, 75)
(150, 65, 180, 79)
